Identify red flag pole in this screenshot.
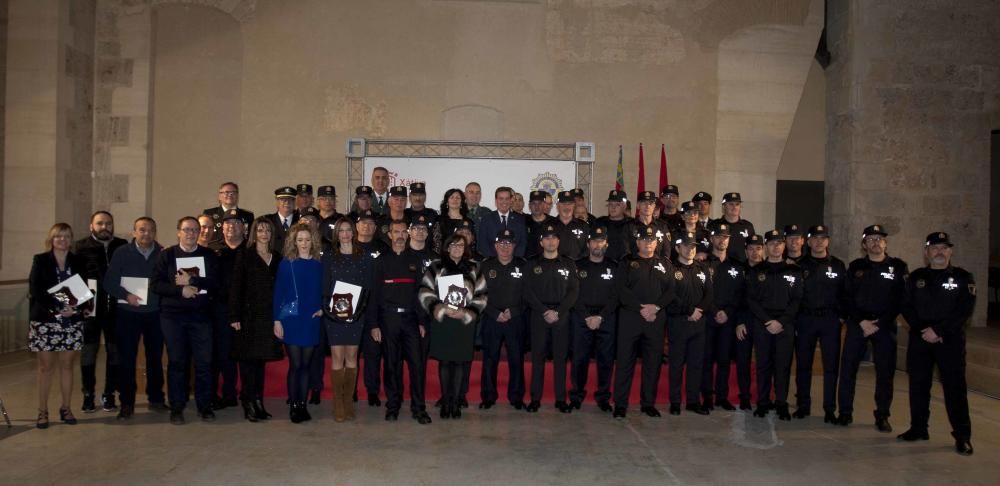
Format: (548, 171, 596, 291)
(657, 144, 668, 213)
(636, 143, 646, 218)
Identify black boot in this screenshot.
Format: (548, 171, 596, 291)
(290, 403, 303, 424)
(874, 412, 892, 433)
(242, 400, 259, 422)
(253, 399, 272, 420)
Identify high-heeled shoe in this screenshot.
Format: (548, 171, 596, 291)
(59, 407, 78, 425)
(241, 400, 259, 423)
(36, 409, 49, 429)
(253, 399, 272, 419)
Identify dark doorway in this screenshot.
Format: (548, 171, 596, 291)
(989, 130, 999, 324)
(775, 180, 825, 231)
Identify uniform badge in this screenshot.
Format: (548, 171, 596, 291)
(825, 266, 839, 279)
(630, 261, 640, 269)
(758, 273, 766, 282)
(601, 268, 614, 280)
(511, 267, 523, 278)
(557, 268, 570, 279)
(696, 272, 706, 283)
(534, 266, 543, 274)
(488, 269, 496, 279)
(784, 275, 796, 286)
(674, 270, 683, 281)
(727, 267, 739, 278)
(915, 279, 925, 288)
(213, 213, 220, 219)
(654, 263, 667, 274)
(578, 270, 588, 278)
(942, 277, 958, 290)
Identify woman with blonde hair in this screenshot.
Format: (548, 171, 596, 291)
(28, 223, 87, 428)
(273, 222, 323, 423)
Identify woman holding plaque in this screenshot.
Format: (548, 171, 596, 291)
(229, 216, 283, 422)
(321, 217, 373, 422)
(273, 222, 323, 423)
(28, 223, 87, 429)
(433, 188, 475, 254)
(419, 233, 487, 420)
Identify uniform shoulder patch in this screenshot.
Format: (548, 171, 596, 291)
(488, 269, 496, 279)
(578, 270, 588, 278)
(916, 279, 925, 289)
(674, 270, 683, 281)
(757, 273, 766, 282)
(534, 266, 543, 274)
(630, 261, 640, 269)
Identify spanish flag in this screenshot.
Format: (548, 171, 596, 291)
(615, 145, 624, 191)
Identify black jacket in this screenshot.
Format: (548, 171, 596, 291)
(72, 235, 128, 321)
(28, 251, 87, 322)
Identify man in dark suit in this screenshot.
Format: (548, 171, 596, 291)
(263, 186, 299, 251)
(202, 182, 254, 247)
(476, 186, 527, 258)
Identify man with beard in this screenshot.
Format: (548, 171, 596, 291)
(595, 190, 632, 262)
(837, 225, 908, 430)
(405, 182, 438, 232)
(569, 227, 618, 412)
(899, 232, 976, 455)
(317, 185, 341, 250)
(658, 185, 683, 235)
(73, 211, 128, 413)
(356, 209, 388, 406)
(370, 220, 433, 424)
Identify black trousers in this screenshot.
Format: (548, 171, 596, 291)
(362, 327, 384, 396)
(702, 317, 735, 404)
(613, 311, 665, 409)
(794, 314, 842, 413)
(735, 321, 755, 402)
(114, 309, 164, 407)
(906, 331, 971, 439)
(161, 312, 213, 412)
(667, 316, 706, 406)
(480, 314, 526, 404)
(383, 313, 426, 413)
(211, 304, 238, 401)
(81, 316, 117, 398)
(838, 319, 896, 416)
(529, 312, 570, 403)
(570, 312, 616, 404)
(308, 323, 329, 392)
(752, 320, 794, 406)
(239, 360, 266, 401)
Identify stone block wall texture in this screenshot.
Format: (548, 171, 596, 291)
(826, 0, 1000, 325)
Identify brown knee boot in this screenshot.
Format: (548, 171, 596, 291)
(331, 369, 346, 422)
(343, 367, 358, 421)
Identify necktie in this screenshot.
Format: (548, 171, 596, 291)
(378, 196, 384, 207)
(501, 215, 507, 227)
(282, 218, 289, 230)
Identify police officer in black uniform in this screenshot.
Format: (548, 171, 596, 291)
(479, 228, 528, 410)
(524, 190, 555, 259)
(692, 191, 712, 226)
(317, 185, 341, 250)
(595, 190, 632, 262)
(899, 232, 976, 456)
(612, 225, 676, 419)
(702, 223, 743, 411)
(569, 226, 618, 412)
(837, 224, 908, 430)
(666, 231, 713, 415)
(784, 224, 806, 263)
(571, 188, 596, 226)
(354, 208, 388, 405)
(746, 229, 802, 420)
(709, 192, 754, 263)
(348, 186, 376, 221)
(627, 191, 672, 259)
(552, 190, 590, 260)
(677, 201, 711, 256)
(294, 183, 314, 214)
(658, 184, 683, 235)
(404, 182, 438, 232)
(264, 186, 299, 251)
(376, 186, 411, 246)
(734, 234, 764, 410)
(523, 224, 579, 413)
(793, 224, 847, 422)
(369, 220, 432, 424)
(202, 182, 254, 247)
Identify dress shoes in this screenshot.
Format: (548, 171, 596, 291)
(641, 406, 662, 418)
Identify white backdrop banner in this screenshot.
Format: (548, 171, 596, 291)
(362, 157, 577, 210)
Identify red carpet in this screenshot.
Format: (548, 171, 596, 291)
(261, 357, 761, 404)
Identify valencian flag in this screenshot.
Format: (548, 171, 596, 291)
(635, 143, 646, 217)
(615, 145, 625, 191)
(657, 144, 668, 210)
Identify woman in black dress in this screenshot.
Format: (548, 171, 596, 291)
(419, 233, 487, 420)
(229, 217, 284, 422)
(321, 217, 374, 422)
(433, 188, 475, 254)
(28, 223, 87, 428)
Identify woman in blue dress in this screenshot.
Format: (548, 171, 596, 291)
(273, 222, 323, 423)
(321, 217, 374, 422)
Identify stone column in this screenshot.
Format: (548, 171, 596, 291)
(826, 0, 1000, 326)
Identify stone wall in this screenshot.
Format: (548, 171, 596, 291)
(826, 0, 1000, 325)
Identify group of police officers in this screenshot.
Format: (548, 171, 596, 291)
(78, 174, 978, 456)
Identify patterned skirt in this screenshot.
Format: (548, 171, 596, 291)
(28, 320, 84, 352)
